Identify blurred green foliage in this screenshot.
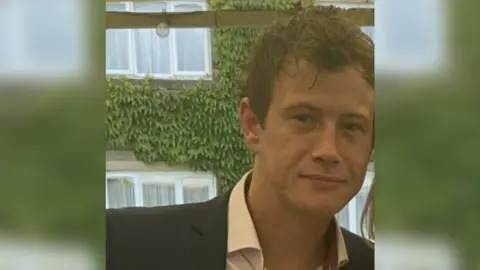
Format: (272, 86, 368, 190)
(376, 1, 480, 267)
(0, 91, 105, 250)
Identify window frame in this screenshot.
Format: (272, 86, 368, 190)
(105, 171, 217, 209)
(106, 1, 212, 80)
(170, 1, 211, 77)
(106, 2, 134, 74)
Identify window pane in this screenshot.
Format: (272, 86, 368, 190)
(174, 4, 206, 72)
(361, 26, 374, 41)
(355, 187, 369, 234)
(133, 2, 171, 74)
(106, 3, 130, 71)
(183, 185, 209, 204)
(107, 177, 136, 208)
(376, 0, 446, 73)
(0, 1, 15, 72)
(24, 0, 82, 71)
(142, 183, 175, 206)
(133, 2, 168, 11)
(106, 3, 126, 11)
(106, 30, 130, 71)
(336, 206, 350, 230)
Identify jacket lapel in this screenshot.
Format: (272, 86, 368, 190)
(184, 190, 232, 270)
(339, 228, 374, 270)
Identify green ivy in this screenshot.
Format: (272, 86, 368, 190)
(106, 0, 292, 192)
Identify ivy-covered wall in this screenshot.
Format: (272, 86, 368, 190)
(106, 0, 292, 192)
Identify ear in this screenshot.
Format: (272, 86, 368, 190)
(239, 97, 262, 153)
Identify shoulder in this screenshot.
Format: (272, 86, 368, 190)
(107, 203, 192, 226)
(107, 194, 228, 243)
(341, 228, 374, 269)
(107, 202, 206, 236)
(106, 201, 217, 270)
(106, 204, 192, 250)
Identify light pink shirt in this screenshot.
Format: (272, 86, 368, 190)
(226, 172, 349, 270)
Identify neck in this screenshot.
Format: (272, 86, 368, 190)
(246, 169, 333, 269)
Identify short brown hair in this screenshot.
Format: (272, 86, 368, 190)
(240, 5, 374, 124)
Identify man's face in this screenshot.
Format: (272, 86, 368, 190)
(240, 60, 374, 215)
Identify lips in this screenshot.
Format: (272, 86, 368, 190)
(300, 174, 346, 183)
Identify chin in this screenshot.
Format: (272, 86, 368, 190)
(283, 188, 347, 216)
(295, 199, 342, 216)
(296, 193, 344, 213)
(310, 203, 340, 216)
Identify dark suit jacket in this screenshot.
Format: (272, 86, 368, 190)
(107, 192, 374, 270)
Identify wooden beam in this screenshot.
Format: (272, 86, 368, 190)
(106, 8, 374, 29)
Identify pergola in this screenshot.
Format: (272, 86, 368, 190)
(106, 0, 374, 29)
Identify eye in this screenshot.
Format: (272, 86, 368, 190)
(343, 123, 363, 132)
(293, 114, 314, 124)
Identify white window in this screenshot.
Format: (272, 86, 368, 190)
(106, 1, 212, 80)
(106, 171, 217, 209)
(336, 170, 374, 236)
(375, 0, 447, 75)
(0, 0, 85, 79)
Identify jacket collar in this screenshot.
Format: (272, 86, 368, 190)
(184, 175, 370, 270)
(184, 189, 231, 270)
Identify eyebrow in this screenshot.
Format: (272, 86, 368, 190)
(282, 103, 371, 121)
(343, 113, 370, 121)
(282, 102, 321, 113)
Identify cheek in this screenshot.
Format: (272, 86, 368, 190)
(261, 115, 312, 169)
(264, 131, 310, 169)
(344, 151, 370, 183)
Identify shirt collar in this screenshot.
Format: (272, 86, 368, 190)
(227, 171, 349, 267)
(227, 171, 262, 252)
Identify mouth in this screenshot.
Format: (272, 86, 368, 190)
(299, 174, 346, 184)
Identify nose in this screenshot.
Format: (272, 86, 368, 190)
(311, 122, 340, 167)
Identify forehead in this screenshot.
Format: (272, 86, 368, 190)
(272, 59, 374, 118)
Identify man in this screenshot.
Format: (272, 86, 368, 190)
(107, 6, 374, 270)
